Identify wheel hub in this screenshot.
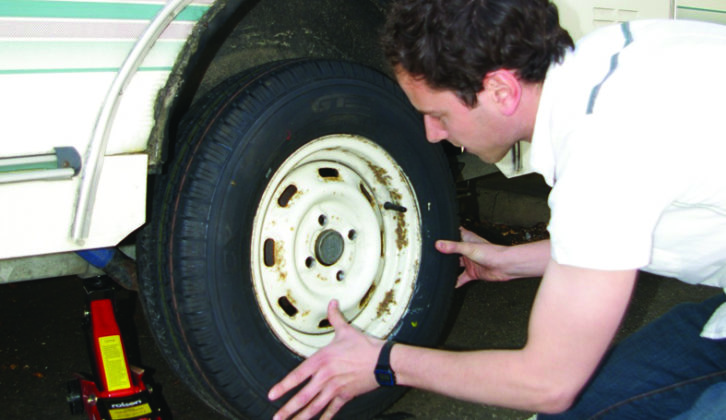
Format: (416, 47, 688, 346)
(315, 229, 344, 266)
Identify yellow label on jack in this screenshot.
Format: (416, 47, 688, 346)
(99, 335, 131, 391)
(109, 403, 152, 419)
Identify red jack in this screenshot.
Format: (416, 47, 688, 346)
(67, 277, 163, 420)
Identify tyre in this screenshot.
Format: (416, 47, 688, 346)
(137, 59, 459, 419)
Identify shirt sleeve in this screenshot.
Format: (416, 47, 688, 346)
(546, 113, 679, 271)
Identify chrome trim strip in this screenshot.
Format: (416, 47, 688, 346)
(71, 0, 194, 243)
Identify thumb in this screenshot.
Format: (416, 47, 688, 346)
(435, 239, 461, 255)
(327, 299, 349, 330)
(436, 239, 478, 257)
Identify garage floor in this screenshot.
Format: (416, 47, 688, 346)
(0, 172, 720, 420)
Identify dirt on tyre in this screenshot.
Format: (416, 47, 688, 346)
(137, 59, 459, 419)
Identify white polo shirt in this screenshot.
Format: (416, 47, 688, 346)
(528, 20, 726, 338)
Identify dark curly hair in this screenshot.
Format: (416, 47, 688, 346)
(382, 0, 573, 107)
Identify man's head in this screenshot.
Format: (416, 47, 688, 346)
(382, 0, 573, 107)
(382, 0, 572, 163)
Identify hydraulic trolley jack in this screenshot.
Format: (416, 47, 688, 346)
(67, 277, 163, 420)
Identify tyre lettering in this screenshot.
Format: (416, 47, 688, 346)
(311, 95, 353, 112)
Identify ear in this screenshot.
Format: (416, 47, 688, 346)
(481, 69, 522, 116)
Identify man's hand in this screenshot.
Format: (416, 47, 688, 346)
(436, 227, 551, 286)
(268, 300, 384, 420)
(435, 227, 513, 286)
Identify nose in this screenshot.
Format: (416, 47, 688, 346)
(423, 115, 447, 143)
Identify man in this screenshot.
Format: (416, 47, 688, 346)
(268, 0, 726, 419)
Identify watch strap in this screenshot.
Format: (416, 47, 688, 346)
(374, 340, 396, 386)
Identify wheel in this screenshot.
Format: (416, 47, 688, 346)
(137, 59, 459, 419)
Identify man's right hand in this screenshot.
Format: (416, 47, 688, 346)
(435, 227, 551, 286)
(435, 227, 513, 286)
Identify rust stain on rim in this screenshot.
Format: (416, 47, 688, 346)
(376, 288, 396, 318)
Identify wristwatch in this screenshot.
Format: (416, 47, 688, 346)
(374, 340, 397, 387)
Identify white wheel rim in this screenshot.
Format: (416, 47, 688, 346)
(250, 135, 422, 356)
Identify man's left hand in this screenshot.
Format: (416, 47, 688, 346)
(268, 300, 384, 420)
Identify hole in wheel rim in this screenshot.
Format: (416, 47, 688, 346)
(278, 296, 298, 317)
(318, 167, 340, 179)
(277, 184, 297, 207)
(263, 239, 275, 267)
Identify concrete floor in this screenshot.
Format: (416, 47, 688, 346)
(0, 173, 721, 420)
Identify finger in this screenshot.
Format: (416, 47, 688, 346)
(437, 239, 481, 259)
(456, 273, 469, 287)
(292, 375, 349, 420)
(459, 227, 488, 244)
(274, 372, 327, 420)
(435, 239, 460, 254)
(320, 396, 349, 420)
(290, 389, 331, 420)
(326, 299, 349, 330)
(268, 357, 320, 401)
(456, 271, 474, 288)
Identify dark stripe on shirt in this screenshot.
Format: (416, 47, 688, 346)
(586, 22, 634, 114)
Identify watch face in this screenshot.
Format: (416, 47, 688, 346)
(375, 369, 396, 386)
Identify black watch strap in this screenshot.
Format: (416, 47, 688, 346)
(374, 340, 396, 387)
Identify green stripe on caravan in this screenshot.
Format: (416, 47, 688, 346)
(0, 0, 208, 21)
(0, 66, 172, 75)
(678, 6, 726, 15)
(0, 40, 184, 71)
